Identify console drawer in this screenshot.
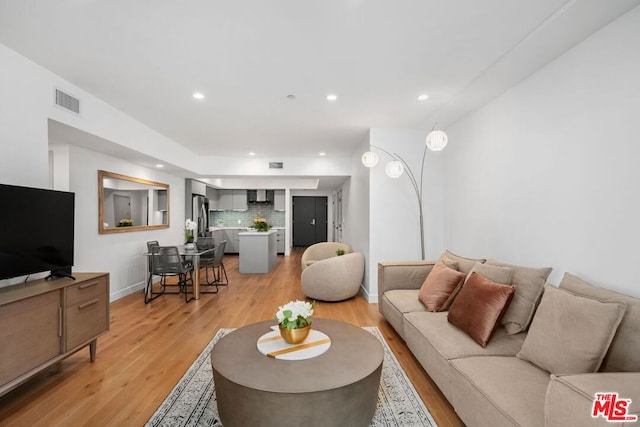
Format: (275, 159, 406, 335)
(65, 293, 108, 351)
(66, 276, 107, 307)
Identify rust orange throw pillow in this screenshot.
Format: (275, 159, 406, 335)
(418, 261, 467, 312)
(447, 272, 515, 347)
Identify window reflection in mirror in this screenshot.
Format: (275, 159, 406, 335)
(98, 170, 170, 234)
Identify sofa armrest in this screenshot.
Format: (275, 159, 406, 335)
(545, 372, 640, 427)
(377, 260, 436, 304)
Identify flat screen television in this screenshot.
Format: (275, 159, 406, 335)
(0, 184, 75, 280)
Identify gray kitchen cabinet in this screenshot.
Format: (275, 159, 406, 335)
(218, 190, 247, 211)
(232, 190, 248, 211)
(218, 190, 233, 211)
(212, 229, 225, 245)
(274, 190, 285, 211)
(232, 228, 240, 252)
(276, 229, 285, 254)
(206, 187, 219, 211)
(224, 229, 235, 253)
(223, 228, 241, 253)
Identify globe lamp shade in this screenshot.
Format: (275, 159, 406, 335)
(385, 160, 404, 178)
(361, 151, 379, 167)
(426, 130, 448, 151)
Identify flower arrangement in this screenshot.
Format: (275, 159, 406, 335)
(275, 300, 315, 330)
(253, 217, 271, 232)
(185, 218, 197, 243)
(118, 218, 133, 227)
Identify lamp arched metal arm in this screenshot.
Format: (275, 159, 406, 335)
(367, 144, 428, 260)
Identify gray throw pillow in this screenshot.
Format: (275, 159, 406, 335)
(486, 259, 552, 334)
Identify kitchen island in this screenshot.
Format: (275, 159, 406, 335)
(238, 229, 278, 273)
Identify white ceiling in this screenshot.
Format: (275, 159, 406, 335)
(1, 1, 639, 165)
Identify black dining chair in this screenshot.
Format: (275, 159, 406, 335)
(144, 241, 160, 303)
(146, 245, 195, 303)
(209, 240, 229, 287)
(197, 236, 218, 294)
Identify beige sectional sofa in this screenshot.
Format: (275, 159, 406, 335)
(378, 254, 640, 427)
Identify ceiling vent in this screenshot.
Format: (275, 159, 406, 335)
(269, 162, 283, 169)
(55, 88, 80, 114)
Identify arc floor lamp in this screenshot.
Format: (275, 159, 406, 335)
(361, 126, 448, 260)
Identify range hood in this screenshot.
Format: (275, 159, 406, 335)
(247, 189, 273, 204)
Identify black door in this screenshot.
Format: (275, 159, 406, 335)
(293, 196, 328, 246)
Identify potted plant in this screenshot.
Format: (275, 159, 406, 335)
(253, 217, 272, 232)
(184, 219, 197, 249)
(275, 300, 316, 344)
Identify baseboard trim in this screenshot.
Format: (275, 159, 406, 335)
(110, 280, 145, 302)
(360, 284, 378, 303)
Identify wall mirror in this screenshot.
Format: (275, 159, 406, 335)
(98, 170, 170, 234)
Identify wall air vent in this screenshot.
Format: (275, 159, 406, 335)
(269, 162, 283, 169)
(54, 88, 80, 114)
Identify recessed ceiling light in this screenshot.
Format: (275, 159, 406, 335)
(249, 152, 255, 156)
(319, 152, 326, 156)
(326, 94, 338, 101)
(156, 164, 164, 168)
(193, 92, 205, 100)
(417, 94, 429, 101)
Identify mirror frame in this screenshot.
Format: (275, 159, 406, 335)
(98, 170, 170, 234)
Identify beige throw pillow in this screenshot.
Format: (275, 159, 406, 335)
(559, 272, 640, 373)
(439, 250, 486, 274)
(441, 263, 513, 311)
(517, 285, 626, 375)
(486, 259, 552, 334)
(418, 261, 466, 312)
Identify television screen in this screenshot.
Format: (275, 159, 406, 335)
(0, 184, 75, 280)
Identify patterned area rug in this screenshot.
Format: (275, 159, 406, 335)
(146, 327, 437, 427)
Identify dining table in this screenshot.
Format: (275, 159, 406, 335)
(145, 244, 215, 300)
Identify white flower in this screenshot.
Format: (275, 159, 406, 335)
(275, 300, 315, 328)
(185, 219, 198, 231)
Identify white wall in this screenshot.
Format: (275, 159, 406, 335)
(356, 129, 447, 302)
(0, 43, 188, 297)
(341, 134, 373, 298)
(443, 6, 640, 296)
(63, 146, 183, 300)
(0, 44, 51, 188)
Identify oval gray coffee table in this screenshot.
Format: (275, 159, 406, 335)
(211, 318, 384, 427)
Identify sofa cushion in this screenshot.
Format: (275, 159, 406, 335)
(403, 311, 526, 402)
(517, 285, 625, 375)
(448, 272, 515, 347)
(559, 272, 640, 373)
(486, 259, 552, 335)
(545, 372, 640, 427)
(418, 261, 466, 312)
(380, 289, 425, 340)
(450, 356, 549, 427)
(404, 311, 526, 360)
(439, 250, 486, 274)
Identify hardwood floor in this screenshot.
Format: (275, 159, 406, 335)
(0, 248, 463, 427)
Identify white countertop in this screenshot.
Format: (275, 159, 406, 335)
(238, 230, 278, 236)
(210, 226, 284, 231)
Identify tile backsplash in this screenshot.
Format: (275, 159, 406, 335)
(209, 204, 285, 228)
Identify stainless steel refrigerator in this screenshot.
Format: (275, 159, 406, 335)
(192, 195, 209, 237)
